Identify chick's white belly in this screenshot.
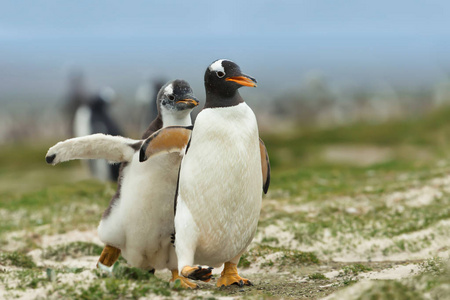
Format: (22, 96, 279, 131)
(99, 152, 181, 270)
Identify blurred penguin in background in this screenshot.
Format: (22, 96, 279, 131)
(136, 77, 166, 133)
(64, 69, 88, 136)
(74, 87, 123, 181)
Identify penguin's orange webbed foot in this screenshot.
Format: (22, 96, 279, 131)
(170, 270, 198, 289)
(97, 245, 121, 268)
(216, 262, 253, 287)
(181, 265, 213, 282)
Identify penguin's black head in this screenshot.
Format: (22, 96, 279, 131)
(204, 59, 257, 97)
(157, 79, 199, 115)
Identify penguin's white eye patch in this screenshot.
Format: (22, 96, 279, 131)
(168, 95, 175, 101)
(216, 71, 225, 78)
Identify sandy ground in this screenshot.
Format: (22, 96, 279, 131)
(1, 174, 449, 299)
(2, 223, 448, 300)
(255, 176, 450, 264)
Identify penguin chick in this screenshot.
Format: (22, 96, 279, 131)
(139, 60, 270, 287)
(46, 80, 205, 288)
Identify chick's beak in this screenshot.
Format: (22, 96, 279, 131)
(176, 98, 199, 106)
(225, 74, 257, 87)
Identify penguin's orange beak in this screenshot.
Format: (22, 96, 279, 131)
(226, 75, 257, 87)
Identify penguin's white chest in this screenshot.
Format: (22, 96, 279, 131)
(177, 103, 262, 265)
(120, 153, 179, 232)
(73, 105, 92, 137)
(98, 151, 181, 269)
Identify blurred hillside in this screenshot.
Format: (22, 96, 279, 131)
(1, 74, 450, 144)
(258, 74, 450, 131)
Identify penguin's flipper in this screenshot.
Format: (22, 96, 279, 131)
(46, 134, 141, 165)
(216, 262, 253, 287)
(180, 265, 213, 282)
(259, 138, 271, 194)
(139, 126, 193, 162)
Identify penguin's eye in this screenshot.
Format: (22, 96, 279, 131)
(216, 71, 225, 78)
(168, 95, 175, 101)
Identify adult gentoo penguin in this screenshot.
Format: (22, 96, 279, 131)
(140, 59, 270, 287)
(73, 87, 123, 181)
(46, 80, 206, 288)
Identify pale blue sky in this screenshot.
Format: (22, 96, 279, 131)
(1, 1, 448, 38)
(1, 0, 449, 102)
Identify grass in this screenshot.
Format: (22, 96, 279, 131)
(331, 259, 450, 300)
(48, 277, 172, 299)
(355, 281, 423, 300)
(308, 273, 327, 280)
(2, 106, 450, 298)
(253, 110, 450, 266)
(41, 242, 104, 261)
(237, 253, 251, 268)
(0, 180, 113, 247)
(419, 257, 446, 276)
(0, 252, 36, 268)
(414, 258, 450, 296)
(263, 106, 450, 203)
(339, 264, 373, 277)
(6, 269, 47, 290)
(96, 262, 156, 281)
(244, 244, 319, 271)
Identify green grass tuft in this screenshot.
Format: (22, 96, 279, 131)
(238, 253, 251, 268)
(419, 257, 445, 276)
(279, 249, 320, 266)
(111, 265, 156, 281)
(41, 242, 103, 261)
(308, 273, 327, 280)
(339, 264, 373, 277)
(245, 244, 319, 271)
(50, 276, 172, 299)
(356, 280, 422, 300)
(261, 237, 280, 244)
(0, 252, 36, 269)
